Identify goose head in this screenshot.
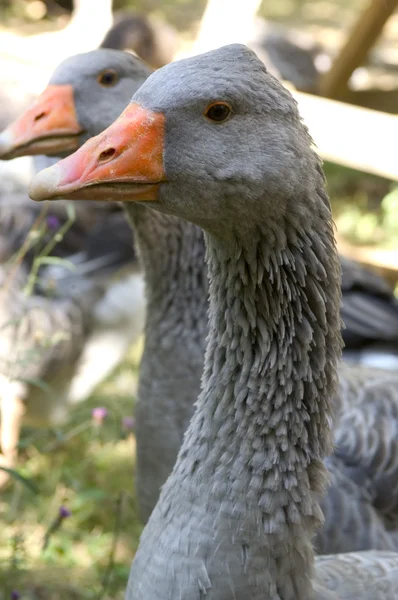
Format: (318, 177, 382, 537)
(30, 44, 324, 241)
(0, 49, 151, 160)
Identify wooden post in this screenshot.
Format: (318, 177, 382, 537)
(319, 0, 398, 99)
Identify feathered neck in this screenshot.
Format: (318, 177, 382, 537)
(166, 192, 342, 598)
(124, 203, 207, 342)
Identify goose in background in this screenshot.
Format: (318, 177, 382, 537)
(29, 44, 398, 599)
(340, 256, 398, 370)
(100, 11, 179, 69)
(252, 18, 325, 93)
(18, 49, 398, 550)
(0, 52, 151, 485)
(0, 49, 207, 521)
(104, 11, 398, 370)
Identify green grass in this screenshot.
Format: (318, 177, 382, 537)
(0, 341, 144, 600)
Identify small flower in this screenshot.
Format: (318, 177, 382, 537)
(92, 406, 108, 425)
(58, 505, 71, 519)
(46, 215, 60, 230)
(122, 416, 135, 431)
(42, 505, 71, 551)
(11, 592, 20, 600)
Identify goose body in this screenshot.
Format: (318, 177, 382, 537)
(340, 256, 398, 369)
(18, 48, 398, 545)
(30, 45, 398, 598)
(317, 362, 398, 553)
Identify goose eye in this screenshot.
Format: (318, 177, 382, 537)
(97, 69, 119, 87)
(204, 102, 232, 123)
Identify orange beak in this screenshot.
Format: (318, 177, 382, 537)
(0, 85, 83, 160)
(29, 104, 166, 203)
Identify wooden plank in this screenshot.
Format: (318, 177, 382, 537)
(319, 0, 398, 99)
(292, 91, 398, 181)
(342, 88, 398, 115)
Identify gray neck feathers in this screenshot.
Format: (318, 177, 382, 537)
(138, 186, 342, 598)
(126, 204, 208, 345)
(124, 203, 209, 522)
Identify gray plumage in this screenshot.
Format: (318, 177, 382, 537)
(340, 256, 398, 369)
(334, 364, 398, 519)
(253, 21, 321, 92)
(28, 49, 398, 546)
(120, 44, 398, 599)
(100, 12, 177, 69)
(36, 49, 208, 521)
(29, 45, 398, 598)
(126, 207, 207, 522)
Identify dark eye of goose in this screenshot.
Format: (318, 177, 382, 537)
(204, 102, 232, 123)
(97, 69, 119, 87)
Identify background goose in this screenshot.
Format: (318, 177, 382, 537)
(340, 256, 398, 370)
(29, 43, 398, 599)
(0, 49, 208, 522)
(19, 48, 398, 549)
(100, 11, 178, 69)
(0, 52, 152, 483)
(252, 18, 323, 93)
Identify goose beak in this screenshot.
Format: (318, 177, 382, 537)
(0, 85, 83, 160)
(29, 103, 166, 203)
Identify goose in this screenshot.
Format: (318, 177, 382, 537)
(1, 48, 395, 368)
(29, 44, 398, 598)
(100, 12, 178, 69)
(16, 49, 398, 550)
(0, 49, 207, 520)
(0, 54, 150, 484)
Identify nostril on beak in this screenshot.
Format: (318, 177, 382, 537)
(34, 112, 47, 122)
(98, 148, 116, 162)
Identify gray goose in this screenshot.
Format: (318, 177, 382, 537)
(339, 256, 398, 370)
(21, 49, 398, 551)
(0, 54, 149, 484)
(100, 11, 178, 69)
(0, 49, 207, 521)
(30, 45, 398, 597)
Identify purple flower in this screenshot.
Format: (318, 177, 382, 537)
(11, 592, 20, 600)
(122, 416, 135, 431)
(92, 406, 108, 425)
(46, 215, 60, 230)
(58, 505, 71, 519)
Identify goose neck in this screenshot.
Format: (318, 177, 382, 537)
(125, 204, 208, 345)
(170, 219, 341, 596)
